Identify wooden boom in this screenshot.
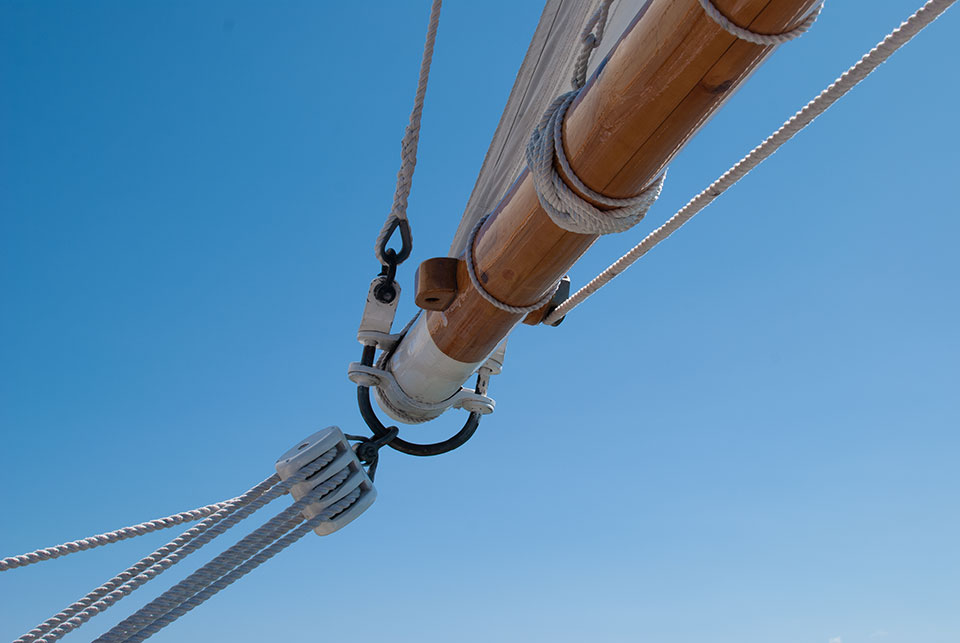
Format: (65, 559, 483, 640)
(380, 0, 820, 423)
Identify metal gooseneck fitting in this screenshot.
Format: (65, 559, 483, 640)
(348, 254, 502, 459)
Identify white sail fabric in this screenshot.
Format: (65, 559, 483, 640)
(449, 0, 648, 256)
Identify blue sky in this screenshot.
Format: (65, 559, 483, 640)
(1, 1, 958, 642)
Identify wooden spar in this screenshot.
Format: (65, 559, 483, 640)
(381, 0, 821, 422)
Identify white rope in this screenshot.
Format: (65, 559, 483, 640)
(544, 0, 956, 325)
(374, 0, 443, 264)
(699, 0, 823, 46)
(467, 0, 659, 314)
(464, 214, 560, 314)
(98, 469, 351, 642)
(22, 448, 337, 642)
(0, 501, 232, 572)
(15, 475, 280, 643)
(526, 91, 667, 235)
(124, 490, 363, 643)
(571, 0, 613, 89)
(524, 0, 665, 238)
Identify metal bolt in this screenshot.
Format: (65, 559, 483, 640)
(374, 281, 397, 303)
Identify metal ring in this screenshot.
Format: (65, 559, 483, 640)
(355, 345, 481, 457)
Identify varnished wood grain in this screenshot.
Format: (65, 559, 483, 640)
(415, 257, 461, 311)
(428, 0, 819, 363)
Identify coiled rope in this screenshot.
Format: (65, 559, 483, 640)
(525, 0, 664, 237)
(470, 0, 664, 314)
(544, 0, 955, 325)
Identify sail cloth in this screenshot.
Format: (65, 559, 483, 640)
(449, 0, 648, 256)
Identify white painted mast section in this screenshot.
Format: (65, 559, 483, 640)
(383, 319, 483, 413)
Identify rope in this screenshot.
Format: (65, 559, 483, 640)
(98, 469, 351, 642)
(544, 0, 956, 325)
(526, 92, 667, 235)
(374, 0, 443, 265)
(466, 0, 658, 314)
(464, 214, 560, 314)
(571, 0, 613, 89)
(524, 0, 665, 238)
(23, 448, 337, 642)
(0, 501, 232, 572)
(123, 490, 363, 643)
(15, 475, 280, 643)
(699, 0, 824, 46)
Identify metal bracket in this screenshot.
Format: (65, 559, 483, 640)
(357, 276, 401, 349)
(348, 362, 495, 416)
(351, 272, 504, 425)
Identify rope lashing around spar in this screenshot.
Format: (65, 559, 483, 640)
(524, 0, 666, 238)
(699, 0, 824, 46)
(544, 0, 954, 325)
(526, 91, 667, 236)
(464, 214, 561, 314)
(468, 0, 661, 314)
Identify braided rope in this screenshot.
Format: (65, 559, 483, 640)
(545, 0, 956, 325)
(26, 449, 337, 642)
(468, 0, 659, 314)
(374, 0, 443, 264)
(526, 91, 666, 235)
(699, 0, 823, 46)
(571, 0, 613, 89)
(125, 489, 364, 643)
(97, 469, 351, 642)
(525, 0, 665, 237)
(464, 214, 560, 314)
(15, 475, 280, 643)
(0, 501, 232, 572)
